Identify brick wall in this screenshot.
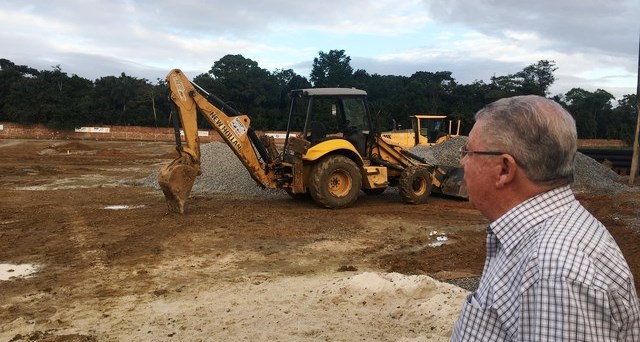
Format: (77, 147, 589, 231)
(2, 122, 625, 148)
(577, 139, 629, 148)
(0, 122, 224, 143)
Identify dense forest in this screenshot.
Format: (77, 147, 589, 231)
(0, 50, 637, 143)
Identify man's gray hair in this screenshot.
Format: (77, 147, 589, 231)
(475, 95, 577, 184)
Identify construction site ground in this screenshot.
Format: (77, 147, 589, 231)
(1, 139, 639, 341)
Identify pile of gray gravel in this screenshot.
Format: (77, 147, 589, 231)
(409, 137, 466, 167)
(141, 143, 287, 198)
(142, 137, 633, 197)
(410, 136, 632, 195)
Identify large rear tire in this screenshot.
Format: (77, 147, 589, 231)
(309, 155, 362, 209)
(399, 165, 432, 204)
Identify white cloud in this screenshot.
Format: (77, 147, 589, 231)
(0, 0, 636, 99)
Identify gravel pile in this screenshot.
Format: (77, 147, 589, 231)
(192, 143, 287, 197)
(409, 137, 466, 167)
(142, 137, 633, 197)
(445, 277, 481, 292)
(410, 136, 633, 195)
(141, 143, 287, 198)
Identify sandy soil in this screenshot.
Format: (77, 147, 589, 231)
(0, 139, 638, 341)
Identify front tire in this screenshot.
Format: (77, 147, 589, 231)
(309, 155, 362, 209)
(399, 165, 432, 204)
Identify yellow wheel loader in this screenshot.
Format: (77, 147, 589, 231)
(382, 115, 462, 149)
(158, 69, 466, 213)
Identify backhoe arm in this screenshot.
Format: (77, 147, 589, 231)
(158, 69, 276, 213)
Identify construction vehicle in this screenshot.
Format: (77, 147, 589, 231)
(382, 115, 461, 149)
(158, 69, 466, 213)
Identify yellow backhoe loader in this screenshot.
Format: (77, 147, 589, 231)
(382, 115, 462, 149)
(158, 69, 466, 213)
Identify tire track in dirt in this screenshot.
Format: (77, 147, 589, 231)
(60, 196, 109, 272)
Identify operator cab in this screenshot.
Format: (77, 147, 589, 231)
(285, 88, 373, 156)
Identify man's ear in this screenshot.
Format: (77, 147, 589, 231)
(495, 154, 517, 188)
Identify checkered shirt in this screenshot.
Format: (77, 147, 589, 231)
(451, 185, 640, 341)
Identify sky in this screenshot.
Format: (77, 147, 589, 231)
(1, 0, 638, 100)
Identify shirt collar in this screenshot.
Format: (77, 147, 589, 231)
(489, 185, 575, 252)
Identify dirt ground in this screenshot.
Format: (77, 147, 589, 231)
(0, 139, 639, 341)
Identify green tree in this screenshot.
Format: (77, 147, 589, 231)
(3, 65, 95, 129)
(93, 76, 120, 124)
(563, 88, 614, 139)
(196, 54, 282, 129)
(610, 94, 638, 144)
(406, 71, 457, 114)
(93, 73, 160, 126)
(517, 60, 557, 96)
(488, 60, 557, 99)
(310, 50, 354, 87)
(352, 72, 410, 131)
(449, 81, 492, 135)
(3, 54, 638, 144)
(210, 54, 275, 111)
(0, 59, 39, 121)
(272, 68, 311, 129)
(111, 73, 136, 114)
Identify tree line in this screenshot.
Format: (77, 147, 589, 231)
(0, 50, 637, 143)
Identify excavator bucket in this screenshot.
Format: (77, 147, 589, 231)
(432, 166, 468, 199)
(158, 155, 201, 214)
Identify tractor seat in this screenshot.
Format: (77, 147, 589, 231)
(307, 121, 327, 145)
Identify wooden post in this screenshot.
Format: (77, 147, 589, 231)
(630, 35, 640, 185)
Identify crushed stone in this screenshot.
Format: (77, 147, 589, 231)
(140, 136, 635, 197)
(410, 136, 634, 195)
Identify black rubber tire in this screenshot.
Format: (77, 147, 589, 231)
(309, 155, 362, 209)
(362, 188, 386, 195)
(399, 165, 432, 204)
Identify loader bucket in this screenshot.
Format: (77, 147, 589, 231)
(158, 155, 201, 214)
(432, 166, 468, 199)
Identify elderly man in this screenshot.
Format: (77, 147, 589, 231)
(451, 95, 640, 341)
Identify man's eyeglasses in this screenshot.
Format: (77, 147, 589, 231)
(459, 145, 505, 159)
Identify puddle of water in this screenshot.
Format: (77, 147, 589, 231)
(429, 236, 449, 247)
(403, 231, 453, 253)
(0, 263, 40, 281)
(103, 205, 146, 210)
(428, 231, 450, 248)
(16, 175, 118, 191)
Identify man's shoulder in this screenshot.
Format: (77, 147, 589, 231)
(532, 203, 630, 287)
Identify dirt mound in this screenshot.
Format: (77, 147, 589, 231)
(8, 331, 97, 342)
(50, 141, 95, 152)
(38, 141, 97, 156)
